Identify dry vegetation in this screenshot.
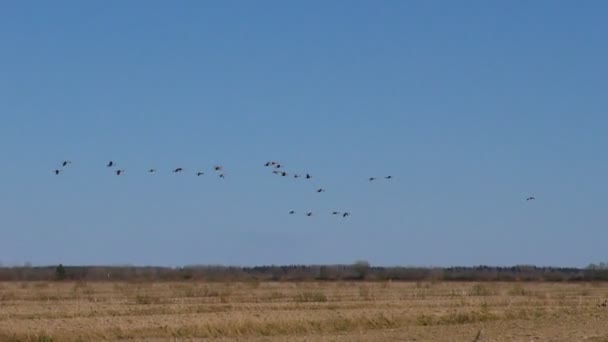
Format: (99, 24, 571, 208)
(1, 281, 608, 341)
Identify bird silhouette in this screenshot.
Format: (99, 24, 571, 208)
(289, 211, 295, 215)
(53, 170, 62, 175)
(332, 211, 340, 215)
(316, 188, 326, 193)
(272, 170, 279, 174)
(62, 161, 71, 167)
(306, 212, 313, 217)
(148, 169, 156, 173)
(196, 172, 204, 176)
(281, 172, 288, 177)
(306, 173, 312, 179)
(107, 161, 114, 167)
(369, 177, 376, 181)
(115, 170, 125, 176)
(275, 164, 282, 169)
(219, 174, 226, 178)
(526, 196, 536, 201)
(294, 174, 300, 178)
(342, 212, 350, 218)
(385, 176, 392, 180)
(270, 161, 277, 166)
(173, 168, 183, 173)
(214, 166, 222, 171)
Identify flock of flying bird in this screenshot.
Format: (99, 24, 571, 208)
(51, 159, 399, 219)
(53, 159, 535, 217)
(261, 160, 381, 218)
(53, 160, 227, 178)
(262, 160, 396, 218)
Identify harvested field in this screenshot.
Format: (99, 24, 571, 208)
(1, 281, 608, 341)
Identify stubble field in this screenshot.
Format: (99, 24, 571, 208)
(1, 281, 607, 341)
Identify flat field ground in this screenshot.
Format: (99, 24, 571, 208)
(1, 281, 608, 341)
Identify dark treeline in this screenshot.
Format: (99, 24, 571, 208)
(1, 262, 608, 282)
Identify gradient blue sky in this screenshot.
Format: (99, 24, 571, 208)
(1, 1, 607, 267)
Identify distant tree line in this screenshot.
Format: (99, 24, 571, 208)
(0, 262, 607, 282)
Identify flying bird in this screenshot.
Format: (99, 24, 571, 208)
(265, 162, 271, 167)
(294, 174, 300, 178)
(289, 211, 295, 215)
(272, 170, 279, 174)
(53, 170, 62, 175)
(107, 161, 114, 167)
(275, 164, 282, 169)
(369, 177, 376, 181)
(62, 161, 71, 167)
(219, 174, 226, 178)
(214, 166, 222, 171)
(316, 188, 326, 193)
(281, 172, 287, 177)
(305, 173, 312, 179)
(196, 172, 204, 176)
(148, 169, 156, 173)
(115, 170, 124, 176)
(342, 212, 350, 218)
(173, 168, 183, 173)
(385, 176, 392, 180)
(270, 161, 277, 166)
(526, 196, 536, 201)
(306, 212, 313, 217)
(332, 211, 340, 215)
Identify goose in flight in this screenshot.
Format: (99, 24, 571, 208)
(148, 169, 156, 173)
(107, 161, 114, 167)
(526, 196, 536, 201)
(316, 188, 326, 193)
(281, 172, 288, 177)
(332, 211, 340, 215)
(306, 212, 313, 217)
(214, 165, 222, 171)
(305, 173, 312, 179)
(289, 210, 295, 215)
(173, 168, 183, 173)
(385, 176, 392, 180)
(196, 172, 204, 176)
(342, 212, 350, 218)
(369, 177, 376, 181)
(294, 174, 300, 179)
(219, 173, 226, 178)
(115, 170, 125, 176)
(53, 169, 62, 175)
(62, 161, 71, 167)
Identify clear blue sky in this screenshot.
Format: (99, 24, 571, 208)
(1, 1, 607, 267)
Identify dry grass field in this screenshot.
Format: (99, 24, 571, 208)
(1, 281, 608, 341)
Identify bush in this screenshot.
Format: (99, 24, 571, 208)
(55, 264, 66, 281)
(353, 260, 370, 280)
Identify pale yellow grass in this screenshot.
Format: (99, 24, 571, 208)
(0, 281, 607, 341)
